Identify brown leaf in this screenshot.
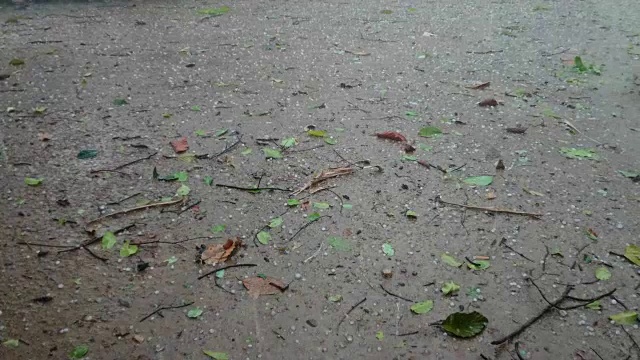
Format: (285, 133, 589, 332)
(170, 137, 189, 153)
(478, 98, 499, 107)
(38, 132, 52, 141)
(465, 81, 490, 90)
(403, 143, 416, 153)
(201, 238, 241, 265)
(243, 276, 286, 298)
(375, 131, 407, 142)
(301, 200, 310, 211)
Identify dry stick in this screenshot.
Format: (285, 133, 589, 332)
(621, 326, 640, 353)
(287, 216, 330, 242)
(211, 135, 242, 159)
(610, 295, 629, 310)
(379, 284, 414, 302)
(437, 198, 542, 218)
(17, 242, 76, 249)
(139, 301, 194, 322)
(106, 192, 141, 206)
(559, 288, 617, 310)
(215, 184, 290, 192)
(90, 151, 157, 173)
(58, 223, 136, 254)
(590, 348, 605, 360)
(304, 243, 324, 263)
(198, 263, 258, 280)
(571, 244, 591, 270)
(396, 331, 420, 336)
(287, 144, 324, 153)
(514, 342, 525, 360)
(337, 297, 367, 330)
(500, 239, 535, 262)
(542, 245, 551, 271)
(130, 236, 211, 246)
(85, 197, 185, 226)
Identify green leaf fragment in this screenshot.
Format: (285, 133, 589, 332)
(406, 210, 417, 218)
(24, 177, 43, 186)
(190, 105, 201, 111)
(3, 339, 19, 348)
(442, 281, 460, 295)
(585, 300, 601, 310)
(195, 129, 207, 137)
(281, 137, 297, 148)
(215, 129, 228, 137)
(77, 149, 98, 159)
(559, 147, 597, 160)
(34, 106, 47, 114)
(624, 245, 640, 266)
(165, 256, 178, 265)
(119, 241, 138, 257)
(257, 231, 271, 245)
(402, 155, 417, 161)
(203, 350, 229, 360)
(410, 300, 434, 314)
(204, 176, 214, 186)
(101, 231, 117, 250)
(418, 126, 442, 137)
(241, 148, 252, 155)
(328, 294, 342, 302)
(113, 98, 128, 106)
(342, 203, 353, 210)
(441, 254, 463, 267)
(198, 6, 230, 16)
(313, 202, 330, 209)
(269, 217, 283, 228)
(609, 311, 638, 325)
(405, 110, 418, 117)
(211, 224, 226, 233)
(307, 212, 321, 222)
(441, 311, 488, 338)
(463, 176, 493, 186)
(176, 171, 188, 182)
(376, 331, 384, 340)
(307, 129, 327, 137)
(327, 236, 350, 251)
(162, 113, 172, 118)
(467, 259, 491, 270)
(618, 170, 639, 178)
(595, 267, 611, 281)
(9, 58, 25, 66)
(382, 243, 394, 256)
(176, 184, 190, 196)
(187, 307, 203, 318)
(287, 199, 300, 207)
(69, 345, 89, 359)
(263, 148, 283, 159)
(215, 269, 225, 278)
(324, 137, 337, 145)
(380, 9, 393, 14)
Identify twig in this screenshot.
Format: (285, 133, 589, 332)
(139, 301, 194, 322)
(216, 184, 290, 192)
(610, 295, 628, 310)
(211, 135, 242, 159)
(177, 199, 201, 215)
(129, 236, 211, 246)
(396, 331, 419, 336)
(542, 245, 550, 271)
(197, 263, 258, 280)
(337, 297, 367, 330)
(417, 160, 447, 174)
(106, 192, 141, 206)
(437, 197, 542, 218)
(304, 243, 324, 263)
(90, 151, 157, 173)
(379, 284, 414, 302)
(528, 279, 558, 308)
(287, 216, 330, 242)
(17, 242, 76, 249)
(571, 244, 590, 270)
(590, 348, 605, 360)
(57, 224, 136, 255)
(621, 326, 640, 353)
(85, 198, 185, 226)
(502, 243, 535, 262)
(514, 342, 525, 360)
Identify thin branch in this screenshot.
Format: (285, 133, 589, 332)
(58, 224, 136, 254)
(216, 184, 290, 192)
(379, 284, 414, 302)
(139, 301, 194, 322)
(106, 192, 141, 206)
(437, 197, 542, 218)
(211, 135, 242, 159)
(287, 216, 330, 242)
(621, 326, 640, 353)
(90, 151, 157, 173)
(18, 242, 76, 249)
(197, 263, 258, 280)
(500, 239, 535, 262)
(337, 297, 367, 330)
(85, 197, 185, 226)
(571, 244, 590, 270)
(559, 288, 617, 310)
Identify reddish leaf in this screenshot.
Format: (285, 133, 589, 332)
(170, 137, 189, 153)
(243, 276, 286, 298)
(201, 238, 241, 265)
(375, 131, 407, 142)
(478, 99, 499, 107)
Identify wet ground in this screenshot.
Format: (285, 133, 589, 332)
(1, 0, 640, 359)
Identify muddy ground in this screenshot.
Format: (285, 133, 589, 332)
(1, 0, 640, 359)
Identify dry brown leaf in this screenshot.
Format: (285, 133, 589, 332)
(170, 136, 189, 153)
(293, 167, 353, 195)
(243, 276, 286, 298)
(201, 238, 241, 265)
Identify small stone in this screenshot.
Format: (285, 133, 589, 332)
(118, 298, 131, 308)
(306, 319, 318, 327)
(382, 268, 393, 278)
(295, 273, 302, 280)
(133, 335, 145, 343)
(559, 310, 568, 317)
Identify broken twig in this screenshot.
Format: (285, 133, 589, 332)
(139, 301, 194, 322)
(437, 197, 542, 218)
(86, 197, 185, 227)
(337, 297, 367, 330)
(198, 263, 258, 280)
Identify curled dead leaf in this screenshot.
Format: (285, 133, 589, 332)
(478, 98, 499, 107)
(201, 238, 242, 265)
(243, 276, 286, 298)
(170, 137, 189, 153)
(375, 131, 407, 142)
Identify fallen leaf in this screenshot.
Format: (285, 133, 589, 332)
(119, 241, 138, 257)
(609, 310, 638, 325)
(327, 236, 350, 251)
(101, 231, 116, 250)
(187, 307, 203, 318)
(376, 131, 407, 142)
(324, 137, 337, 145)
(33, 106, 47, 114)
(463, 176, 493, 186)
(559, 147, 597, 160)
(113, 98, 128, 106)
(170, 137, 189, 153)
(595, 267, 611, 281)
(442, 281, 460, 295)
(405, 111, 418, 117)
(211, 224, 226, 233)
(263, 148, 283, 159)
(418, 126, 442, 137)
(9, 58, 25, 66)
(441, 311, 488, 338)
(281, 137, 297, 148)
(382, 243, 394, 256)
(478, 98, 499, 107)
(241, 148, 252, 155)
(402, 155, 417, 161)
(165, 256, 178, 265)
(204, 176, 213, 186)
(198, 6, 230, 16)
(585, 301, 601, 310)
(465, 81, 490, 90)
(586, 228, 598, 241)
(191, 105, 201, 111)
(307, 129, 327, 137)
(287, 199, 300, 207)
(441, 254, 463, 267)
(328, 294, 342, 302)
(77, 149, 98, 159)
(376, 331, 384, 340)
(406, 210, 417, 218)
(410, 300, 434, 314)
(203, 350, 229, 360)
(257, 231, 271, 245)
(3, 339, 19, 348)
(243, 276, 286, 298)
(313, 202, 330, 210)
(201, 238, 241, 265)
(308, 212, 321, 222)
(624, 245, 640, 266)
(195, 129, 208, 137)
(69, 345, 89, 359)
(342, 203, 353, 210)
(176, 184, 190, 196)
(269, 217, 283, 228)
(618, 170, 639, 179)
(24, 177, 43, 186)
(467, 259, 490, 270)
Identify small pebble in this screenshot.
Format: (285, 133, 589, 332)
(295, 273, 302, 280)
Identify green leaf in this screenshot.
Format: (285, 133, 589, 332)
(69, 345, 89, 359)
(559, 147, 597, 160)
(441, 254, 463, 267)
(77, 149, 98, 159)
(410, 300, 434, 314)
(281, 137, 297, 148)
(342, 203, 353, 210)
(287, 199, 300, 207)
(406, 210, 417, 218)
(9, 58, 25, 66)
(313, 202, 330, 209)
(307, 129, 327, 137)
(324, 137, 337, 145)
(418, 126, 442, 137)
(624, 245, 640, 266)
(162, 112, 172, 118)
(101, 231, 117, 250)
(405, 110, 418, 117)
(187, 307, 203, 318)
(541, 107, 561, 119)
(24, 177, 43, 186)
(195, 129, 208, 137)
(34, 106, 47, 114)
(328, 294, 342, 302)
(442, 281, 460, 295)
(241, 148, 252, 155)
(263, 148, 283, 159)
(113, 98, 128, 106)
(463, 176, 493, 186)
(382, 243, 394, 256)
(441, 311, 488, 338)
(609, 311, 638, 325)
(257, 231, 271, 245)
(572, 56, 601, 75)
(190, 105, 201, 111)
(618, 170, 639, 178)
(119, 241, 138, 257)
(197, 6, 230, 16)
(3, 339, 19, 348)
(204, 176, 214, 186)
(215, 129, 229, 137)
(380, 9, 393, 14)
(376, 331, 384, 340)
(176, 171, 188, 182)
(595, 267, 611, 281)
(176, 184, 190, 196)
(203, 350, 229, 360)
(402, 155, 417, 161)
(327, 236, 350, 251)
(418, 143, 432, 152)
(165, 256, 178, 265)
(467, 260, 491, 270)
(307, 212, 321, 222)
(585, 300, 601, 310)
(215, 269, 225, 278)
(211, 224, 226, 233)
(269, 217, 283, 228)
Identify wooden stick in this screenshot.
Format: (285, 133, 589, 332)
(337, 297, 367, 330)
(86, 197, 185, 226)
(139, 301, 194, 322)
(437, 198, 542, 218)
(198, 263, 258, 280)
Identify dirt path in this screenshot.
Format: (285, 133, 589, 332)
(1, 0, 639, 359)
